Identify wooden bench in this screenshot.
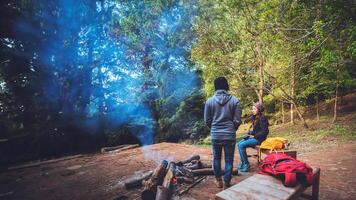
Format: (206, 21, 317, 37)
(253, 145, 297, 163)
(215, 167, 320, 200)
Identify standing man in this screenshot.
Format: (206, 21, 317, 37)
(204, 76, 242, 189)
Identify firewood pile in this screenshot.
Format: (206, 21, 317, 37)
(118, 154, 234, 200)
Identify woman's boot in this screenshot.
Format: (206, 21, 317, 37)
(239, 163, 250, 172)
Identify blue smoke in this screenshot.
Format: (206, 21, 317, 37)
(13, 0, 199, 145)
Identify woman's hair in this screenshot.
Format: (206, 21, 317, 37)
(245, 102, 265, 125)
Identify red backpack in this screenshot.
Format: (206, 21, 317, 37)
(258, 153, 313, 187)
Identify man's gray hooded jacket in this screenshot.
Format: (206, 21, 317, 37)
(204, 90, 242, 140)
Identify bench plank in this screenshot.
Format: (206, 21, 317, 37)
(215, 167, 320, 200)
(254, 145, 297, 163)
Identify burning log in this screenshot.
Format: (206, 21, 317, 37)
(162, 162, 176, 188)
(177, 155, 200, 166)
(122, 170, 153, 190)
(136, 155, 217, 199)
(191, 168, 239, 176)
(176, 176, 194, 184)
(200, 162, 212, 169)
(155, 162, 176, 200)
(175, 165, 194, 178)
(183, 160, 201, 170)
(111, 171, 153, 191)
(141, 160, 168, 200)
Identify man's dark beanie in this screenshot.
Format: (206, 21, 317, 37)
(214, 76, 229, 91)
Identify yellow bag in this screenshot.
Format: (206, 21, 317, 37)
(260, 137, 288, 150)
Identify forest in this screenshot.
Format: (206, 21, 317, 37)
(0, 0, 355, 166)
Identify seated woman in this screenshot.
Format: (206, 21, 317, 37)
(237, 102, 269, 172)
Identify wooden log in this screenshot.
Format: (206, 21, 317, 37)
(176, 176, 194, 184)
(107, 144, 139, 154)
(123, 170, 153, 190)
(179, 155, 200, 165)
(0, 191, 13, 198)
(0, 139, 8, 143)
(101, 144, 129, 153)
(191, 168, 238, 176)
(155, 162, 176, 200)
(200, 162, 212, 169)
(155, 186, 170, 200)
(162, 162, 176, 188)
(8, 154, 83, 171)
(141, 160, 168, 200)
(183, 160, 201, 170)
(175, 165, 194, 178)
(113, 195, 128, 200)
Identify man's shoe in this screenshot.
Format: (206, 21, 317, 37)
(215, 177, 223, 188)
(223, 182, 231, 190)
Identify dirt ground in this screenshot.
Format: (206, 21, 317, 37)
(0, 142, 355, 200)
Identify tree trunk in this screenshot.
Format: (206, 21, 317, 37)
(290, 56, 295, 124)
(264, 84, 309, 128)
(290, 103, 294, 124)
(262, 68, 309, 128)
(316, 95, 320, 121)
(259, 62, 264, 103)
(292, 101, 309, 128)
(282, 101, 285, 124)
(333, 67, 340, 123)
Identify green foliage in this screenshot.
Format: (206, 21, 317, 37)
(193, 0, 356, 114)
(156, 90, 209, 142)
(197, 135, 211, 145)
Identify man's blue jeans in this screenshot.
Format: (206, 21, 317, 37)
(237, 138, 260, 165)
(211, 139, 235, 183)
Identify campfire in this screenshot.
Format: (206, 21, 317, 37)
(117, 155, 237, 200)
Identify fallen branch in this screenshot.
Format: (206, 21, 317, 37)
(108, 144, 139, 154)
(101, 144, 130, 153)
(0, 191, 13, 197)
(8, 154, 83, 171)
(0, 139, 8, 143)
(178, 176, 206, 196)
